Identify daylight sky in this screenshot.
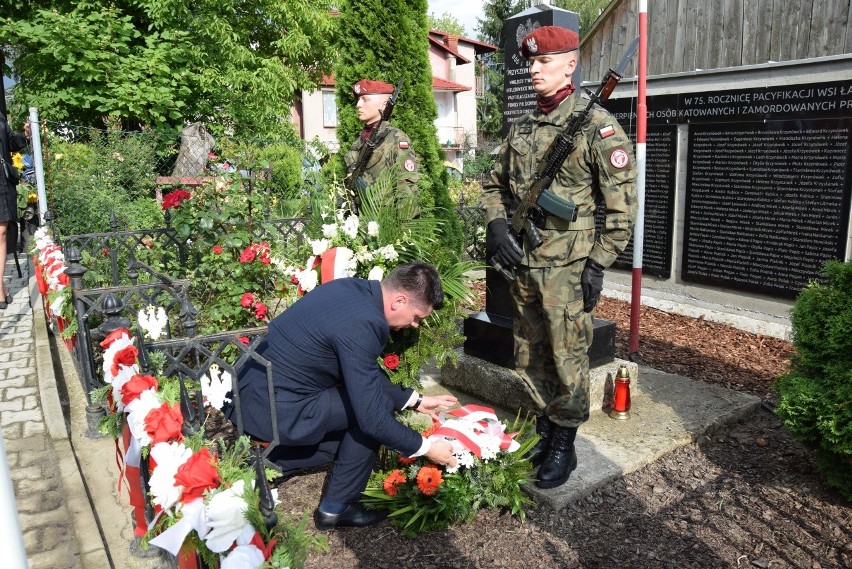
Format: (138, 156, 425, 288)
(427, 0, 486, 38)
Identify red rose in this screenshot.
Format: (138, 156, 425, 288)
(238, 336, 250, 345)
(383, 353, 400, 370)
(102, 247, 110, 256)
(144, 401, 183, 445)
(174, 448, 220, 504)
(120, 374, 159, 406)
(57, 272, 70, 287)
(162, 189, 192, 210)
(212, 245, 223, 254)
(254, 302, 268, 320)
(100, 328, 131, 349)
(110, 345, 139, 376)
(239, 245, 257, 263)
(240, 292, 255, 307)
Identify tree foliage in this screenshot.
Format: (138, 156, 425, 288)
(1, 0, 336, 137)
(427, 12, 466, 37)
(335, 0, 462, 259)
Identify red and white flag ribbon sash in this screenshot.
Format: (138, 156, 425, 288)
(429, 404, 520, 456)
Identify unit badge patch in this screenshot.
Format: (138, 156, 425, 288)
(399, 140, 410, 149)
(609, 148, 629, 169)
(404, 158, 416, 172)
(599, 124, 615, 139)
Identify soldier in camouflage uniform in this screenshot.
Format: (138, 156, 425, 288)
(344, 79, 419, 214)
(480, 26, 637, 489)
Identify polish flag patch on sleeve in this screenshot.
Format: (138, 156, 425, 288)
(599, 124, 615, 139)
(399, 140, 410, 149)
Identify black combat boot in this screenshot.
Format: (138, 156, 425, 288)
(535, 426, 578, 489)
(527, 414, 554, 467)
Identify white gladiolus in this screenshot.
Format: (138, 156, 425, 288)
(299, 268, 318, 292)
(220, 545, 265, 569)
(148, 441, 192, 512)
(321, 223, 338, 238)
(125, 389, 161, 448)
(368, 266, 384, 281)
(310, 238, 330, 256)
(343, 215, 359, 239)
(367, 221, 379, 236)
(204, 480, 251, 553)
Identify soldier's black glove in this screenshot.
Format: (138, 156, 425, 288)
(581, 259, 605, 312)
(486, 219, 523, 269)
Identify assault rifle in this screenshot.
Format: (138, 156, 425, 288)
(343, 79, 404, 215)
(491, 37, 639, 281)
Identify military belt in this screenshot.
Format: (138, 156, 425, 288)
(543, 215, 595, 231)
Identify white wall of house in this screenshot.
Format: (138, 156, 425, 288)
(301, 88, 341, 152)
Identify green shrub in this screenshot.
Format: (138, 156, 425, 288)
(46, 128, 160, 236)
(775, 260, 852, 500)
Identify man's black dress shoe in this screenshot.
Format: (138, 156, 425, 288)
(313, 504, 389, 530)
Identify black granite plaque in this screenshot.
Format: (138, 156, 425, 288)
(683, 120, 851, 297)
(502, 7, 580, 137)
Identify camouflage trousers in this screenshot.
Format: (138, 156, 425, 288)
(512, 261, 594, 428)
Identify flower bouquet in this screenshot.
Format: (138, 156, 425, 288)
(362, 405, 536, 536)
(287, 179, 476, 388)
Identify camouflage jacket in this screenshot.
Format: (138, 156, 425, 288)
(480, 93, 638, 269)
(344, 122, 420, 207)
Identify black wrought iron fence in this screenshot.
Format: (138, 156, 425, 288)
(456, 204, 486, 262)
(64, 250, 195, 434)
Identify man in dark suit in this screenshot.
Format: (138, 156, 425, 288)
(230, 261, 457, 529)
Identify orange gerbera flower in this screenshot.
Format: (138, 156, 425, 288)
(383, 469, 407, 496)
(398, 454, 417, 466)
(416, 465, 443, 496)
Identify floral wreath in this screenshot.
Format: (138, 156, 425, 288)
(93, 328, 323, 568)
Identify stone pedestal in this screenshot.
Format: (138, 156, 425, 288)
(463, 311, 616, 369)
(440, 353, 638, 416)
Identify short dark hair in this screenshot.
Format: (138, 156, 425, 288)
(383, 261, 444, 310)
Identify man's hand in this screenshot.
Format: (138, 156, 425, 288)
(486, 219, 523, 269)
(424, 440, 457, 468)
(581, 259, 605, 312)
(416, 394, 458, 420)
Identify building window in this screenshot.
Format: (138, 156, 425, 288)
(322, 90, 338, 127)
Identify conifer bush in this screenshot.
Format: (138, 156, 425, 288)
(775, 260, 852, 500)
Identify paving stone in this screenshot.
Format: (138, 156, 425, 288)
(27, 546, 80, 569)
(5, 386, 38, 399)
(0, 399, 24, 412)
(4, 432, 46, 453)
(23, 420, 46, 437)
(2, 421, 22, 439)
(1, 408, 44, 426)
(0, 376, 27, 388)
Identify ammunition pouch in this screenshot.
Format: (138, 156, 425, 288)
(536, 189, 577, 223)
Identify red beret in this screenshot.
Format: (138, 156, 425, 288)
(352, 79, 394, 96)
(521, 26, 579, 59)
